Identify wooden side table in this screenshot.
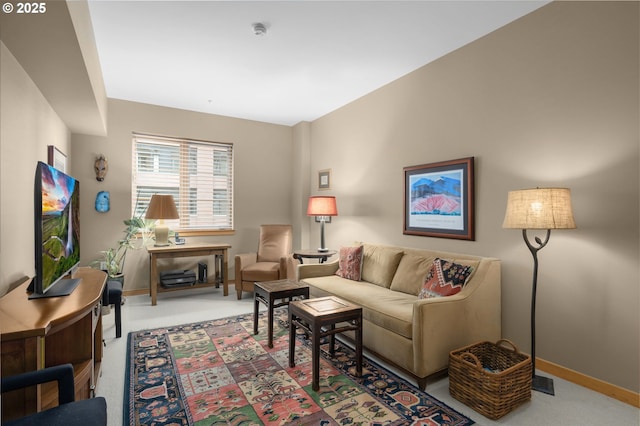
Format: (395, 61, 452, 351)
(288, 296, 362, 391)
(293, 249, 337, 264)
(253, 280, 309, 348)
(147, 242, 231, 305)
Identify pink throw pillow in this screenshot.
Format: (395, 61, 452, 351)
(335, 246, 364, 281)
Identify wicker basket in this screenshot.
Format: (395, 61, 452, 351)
(449, 339, 532, 420)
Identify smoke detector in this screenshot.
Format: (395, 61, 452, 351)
(252, 22, 267, 36)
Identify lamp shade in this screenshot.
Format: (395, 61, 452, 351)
(502, 188, 576, 230)
(307, 196, 338, 216)
(145, 194, 179, 220)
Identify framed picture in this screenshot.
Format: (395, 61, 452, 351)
(318, 169, 331, 190)
(403, 157, 475, 240)
(47, 145, 67, 173)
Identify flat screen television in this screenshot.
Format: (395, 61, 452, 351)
(30, 161, 81, 299)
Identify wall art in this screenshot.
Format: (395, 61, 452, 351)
(404, 157, 475, 240)
(47, 145, 66, 173)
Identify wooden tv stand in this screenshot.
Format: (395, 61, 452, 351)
(0, 267, 106, 422)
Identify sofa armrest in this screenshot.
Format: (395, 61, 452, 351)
(297, 260, 340, 280)
(411, 258, 501, 377)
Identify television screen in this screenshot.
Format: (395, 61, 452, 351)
(32, 161, 81, 298)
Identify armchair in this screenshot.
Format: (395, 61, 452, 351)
(1, 364, 107, 426)
(234, 224, 293, 299)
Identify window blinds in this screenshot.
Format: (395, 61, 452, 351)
(132, 133, 234, 231)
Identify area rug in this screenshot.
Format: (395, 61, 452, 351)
(125, 308, 474, 425)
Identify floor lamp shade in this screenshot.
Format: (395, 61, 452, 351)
(146, 194, 179, 247)
(502, 187, 576, 396)
(503, 188, 576, 230)
(307, 196, 338, 252)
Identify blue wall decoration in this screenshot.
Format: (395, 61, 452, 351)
(95, 191, 110, 212)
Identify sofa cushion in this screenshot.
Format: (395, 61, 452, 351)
(390, 253, 436, 295)
(335, 245, 364, 281)
(418, 258, 475, 299)
(303, 275, 415, 339)
(361, 244, 404, 288)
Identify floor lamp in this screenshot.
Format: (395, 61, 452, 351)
(502, 187, 576, 395)
(307, 196, 338, 252)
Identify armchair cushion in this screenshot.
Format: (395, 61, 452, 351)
(242, 262, 281, 282)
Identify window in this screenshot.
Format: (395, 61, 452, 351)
(132, 133, 234, 232)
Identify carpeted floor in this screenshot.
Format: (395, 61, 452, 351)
(125, 308, 473, 425)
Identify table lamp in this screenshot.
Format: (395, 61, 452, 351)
(145, 194, 179, 247)
(307, 196, 338, 252)
(503, 187, 576, 395)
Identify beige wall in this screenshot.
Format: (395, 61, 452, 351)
(0, 42, 71, 291)
(304, 1, 639, 392)
(1, 0, 638, 395)
(72, 99, 294, 291)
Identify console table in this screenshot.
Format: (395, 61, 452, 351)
(147, 242, 231, 305)
(0, 267, 106, 422)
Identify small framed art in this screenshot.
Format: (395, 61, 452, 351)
(404, 157, 475, 240)
(318, 169, 331, 190)
(47, 145, 67, 173)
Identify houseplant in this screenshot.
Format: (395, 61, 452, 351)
(94, 216, 154, 283)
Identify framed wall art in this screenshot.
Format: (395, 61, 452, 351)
(318, 169, 331, 190)
(403, 157, 475, 240)
(47, 145, 67, 173)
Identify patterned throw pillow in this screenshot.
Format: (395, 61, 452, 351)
(418, 258, 475, 299)
(335, 245, 364, 281)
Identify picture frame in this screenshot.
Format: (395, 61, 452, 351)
(318, 169, 331, 190)
(403, 157, 475, 240)
(47, 145, 67, 173)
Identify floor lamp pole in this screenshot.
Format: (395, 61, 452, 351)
(522, 229, 555, 395)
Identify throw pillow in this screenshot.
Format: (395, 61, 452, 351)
(418, 258, 475, 299)
(335, 245, 364, 281)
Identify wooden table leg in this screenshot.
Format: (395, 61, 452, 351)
(312, 323, 321, 391)
(253, 294, 259, 336)
(355, 317, 362, 377)
(222, 249, 228, 296)
(267, 294, 274, 348)
(150, 254, 158, 306)
(288, 311, 296, 368)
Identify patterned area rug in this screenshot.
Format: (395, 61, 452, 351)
(125, 308, 474, 425)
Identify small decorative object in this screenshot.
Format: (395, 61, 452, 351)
(94, 154, 108, 181)
(502, 187, 576, 395)
(318, 169, 331, 190)
(95, 191, 110, 212)
(47, 145, 66, 172)
(307, 196, 338, 252)
(404, 157, 474, 240)
(145, 194, 179, 246)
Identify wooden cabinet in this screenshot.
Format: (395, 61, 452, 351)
(0, 267, 106, 422)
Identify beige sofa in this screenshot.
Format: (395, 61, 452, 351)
(296, 242, 501, 389)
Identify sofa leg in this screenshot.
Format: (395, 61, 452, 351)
(417, 377, 427, 391)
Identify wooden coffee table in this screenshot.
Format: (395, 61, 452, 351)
(253, 279, 309, 348)
(288, 296, 363, 391)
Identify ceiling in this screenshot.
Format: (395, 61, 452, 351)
(87, 1, 548, 126)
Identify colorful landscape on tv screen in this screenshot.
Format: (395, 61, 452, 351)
(40, 163, 80, 291)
